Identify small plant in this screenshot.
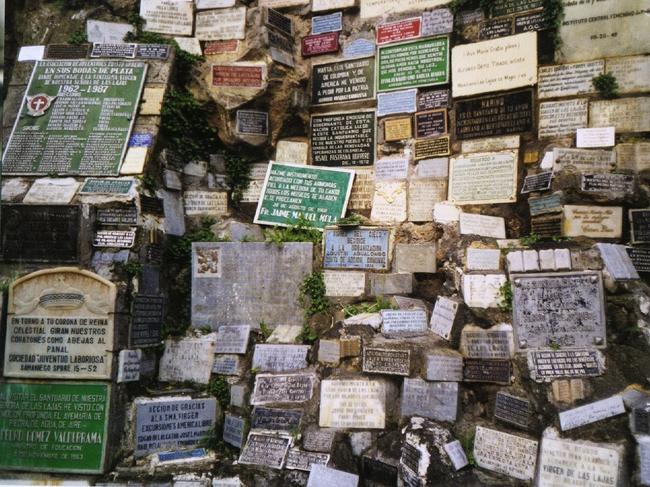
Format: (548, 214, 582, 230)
(551, 235, 569, 243)
(264, 216, 322, 246)
(259, 322, 273, 340)
(497, 281, 513, 313)
(519, 233, 541, 247)
(549, 341, 561, 351)
(224, 152, 252, 204)
(297, 323, 319, 344)
(140, 175, 158, 193)
(199, 325, 213, 335)
(459, 430, 477, 467)
(207, 376, 231, 408)
(68, 30, 87, 45)
(117, 261, 143, 278)
(162, 321, 190, 338)
(542, 0, 565, 49)
(593, 73, 619, 100)
(299, 272, 329, 319)
(336, 214, 364, 226)
(0, 272, 20, 292)
(343, 296, 396, 318)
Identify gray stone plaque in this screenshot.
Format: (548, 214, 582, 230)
(223, 414, 246, 448)
(323, 227, 390, 270)
(494, 392, 529, 429)
(251, 407, 302, 432)
(381, 309, 428, 337)
(425, 353, 463, 381)
(512, 272, 606, 350)
(307, 464, 359, 487)
(192, 243, 313, 329)
(362, 348, 410, 376)
(527, 349, 605, 382)
(303, 428, 335, 452)
(400, 379, 458, 422)
(285, 449, 330, 471)
(252, 344, 309, 372)
(135, 397, 217, 457)
(215, 325, 250, 354)
(238, 433, 291, 469)
(96, 206, 138, 225)
(212, 355, 241, 375)
(251, 374, 315, 404)
(463, 359, 511, 384)
(460, 325, 514, 359)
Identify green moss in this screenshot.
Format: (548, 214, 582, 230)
(336, 214, 364, 225)
(207, 376, 231, 408)
(299, 271, 329, 319)
(593, 73, 620, 100)
(296, 323, 319, 344)
(263, 216, 322, 246)
(259, 321, 272, 340)
(520, 233, 541, 246)
(459, 430, 477, 467)
(117, 262, 143, 278)
(67, 30, 88, 45)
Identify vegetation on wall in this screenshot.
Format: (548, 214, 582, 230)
(223, 152, 252, 205)
(263, 216, 322, 245)
(593, 73, 620, 99)
(67, 30, 87, 45)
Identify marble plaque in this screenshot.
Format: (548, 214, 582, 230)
(363, 348, 410, 376)
(117, 349, 141, 383)
(87, 19, 134, 43)
(223, 414, 246, 448)
(159, 335, 217, 384)
(606, 55, 650, 94)
(448, 151, 517, 205)
(459, 213, 506, 239)
(559, 395, 625, 431)
(23, 178, 80, 204)
(251, 374, 315, 404)
(140, 0, 193, 36)
(286, 449, 330, 471)
(576, 127, 615, 148)
(492, 0, 542, 16)
(375, 158, 409, 180)
(473, 426, 538, 481)
(413, 157, 448, 178)
(312, 57, 374, 105)
(214, 325, 250, 354)
(444, 440, 469, 471)
(195, 7, 246, 41)
(461, 135, 520, 154)
(537, 61, 603, 99)
(452, 32, 537, 97)
(561, 205, 623, 239)
(401, 379, 458, 422)
(463, 359, 511, 384)
(4, 268, 116, 379)
(370, 180, 407, 223)
(430, 297, 459, 340)
(193, 243, 312, 329)
(212, 355, 241, 375)
(553, 148, 616, 173)
(528, 349, 605, 382)
(596, 243, 639, 281)
(460, 325, 514, 359)
(638, 437, 650, 486)
(360, 0, 449, 19)
(303, 429, 335, 452)
(323, 227, 390, 270)
(319, 380, 385, 429)
(318, 339, 340, 364)
(616, 142, 650, 172)
(312, 12, 342, 34)
(135, 397, 217, 457)
(312, 0, 355, 11)
(236, 110, 268, 136)
(251, 344, 310, 372)
(311, 111, 375, 167)
(456, 90, 533, 140)
(538, 98, 589, 138)
(384, 117, 412, 141)
(275, 140, 308, 164)
(381, 309, 428, 337)
(494, 392, 529, 429)
(324, 270, 367, 298)
(426, 352, 463, 382)
(239, 433, 290, 469)
(537, 436, 621, 487)
(590, 97, 650, 133)
(467, 248, 501, 271)
(307, 464, 359, 487)
(377, 89, 417, 117)
(421, 8, 453, 36)
(251, 407, 302, 432)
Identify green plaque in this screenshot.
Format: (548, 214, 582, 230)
(377, 37, 449, 92)
(0, 382, 110, 473)
(80, 178, 135, 194)
(3, 60, 146, 176)
(254, 162, 354, 230)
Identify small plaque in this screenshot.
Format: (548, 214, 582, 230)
(117, 349, 141, 383)
(212, 64, 265, 88)
(417, 88, 449, 111)
(444, 440, 469, 471)
(363, 348, 410, 376)
(377, 89, 417, 117)
(479, 17, 513, 40)
(312, 12, 342, 34)
(90, 43, 137, 58)
(492, 0, 542, 16)
(302, 32, 340, 57)
(630, 209, 650, 244)
(136, 43, 171, 59)
(401, 379, 458, 422)
(212, 354, 240, 375)
(93, 229, 136, 248)
(521, 172, 552, 193)
(430, 297, 459, 340)
(627, 248, 650, 273)
(494, 392, 530, 429)
(376, 17, 422, 45)
(159, 335, 216, 384)
(463, 359, 511, 384)
(559, 395, 625, 431)
(539, 98, 589, 138)
(80, 178, 135, 194)
(45, 43, 89, 59)
(96, 206, 138, 225)
(473, 426, 538, 481)
(514, 11, 549, 33)
(381, 309, 428, 337)
(307, 465, 359, 487)
(251, 374, 315, 404)
(414, 109, 447, 139)
(527, 349, 604, 382)
(528, 192, 562, 216)
(323, 227, 390, 270)
(215, 325, 251, 354)
(460, 325, 513, 359)
(251, 344, 309, 372)
(581, 174, 635, 195)
(421, 8, 453, 36)
(414, 136, 450, 160)
(239, 433, 291, 469)
(531, 214, 563, 238)
(236, 110, 268, 136)
(285, 449, 330, 471)
(319, 380, 385, 429)
(251, 407, 302, 432)
(130, 294, 164, 347)
(384, 117, 412, 141)
(426, 353, 463, 381)
(265, 8, 293, 36)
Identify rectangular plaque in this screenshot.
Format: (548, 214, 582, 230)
(236, 110, 268, 136)
(360, 0, 448, 18)
(538, 98, 588, 138)
(528, 349, 604, 382)
(459, 212, 506, 239)
(135, 43, 171, 59)
(212, 354, 241, 375)
(45, 43, 90, 59)
(514, 11, 549, 33)
(381, 309, 428, 337)
(606, 55, 650, 95)
(268, 29, 295, 67)
(414, 109, 447, 139)
(460, 326, 513, 359)
(212, 64, 264, 88)
(521, 172, 552, 193)
(93, 229, 136, 248)
(204, 40, 239, 54)
(492, 0, 542, 16)
(312, 57, 374, 104)
(302, 32, 340, 57)
(377, 37, 449, 91)
(0, 382, 110, 473)
(239, 433, 291, 469)
(251, 344, 309, 372)
(90, 43, 136, 58)
(312, 12, 341, 34)
(3, 60, 146, 176)
(553, 147, 616, 172)
(479, 18, 513, 40)
(414, 136, 450, 160)
(559, 395, 625, 431)
(627, 248, 650, 273)
(513, 272, 605, 350)
(251, 374, 315, 404)
(630, 209, 650, 244)
(308, 464, 359, 487)
(407, 178, 447, 222)
(2, 204, 80, 262)
(473, 426, 537, 481)
(159, 335, 217, 384)
(417, 88, 449, 111)
(590, 97, 650, 133)
(363, 348, 410, 376)
(528, 192, 562, 216)
(265, 8, 293, 36)
(323, 227, 390, 270)
(384, 117, 412, 141)
(311, 111, 375, 167)
(448, 150, 517, 205)
(494, 392, 529, 429)
(96, 206, 138, 225)
(135, 397, 217, 457)
(251, 407, 302, 431)
(463, 359, 511, 384)
(286, 449, 330, 471)
(223, 414, 246, 448)
(214, 325, 251, 354)
(581, 173, 635, 194)
(426, 352, 464, 380)
(255, 162, 354, 229)
(195, 7, 246, 41)
(319, 380, 385, 429)
(577, 127, 615, 148)
(376, 17, 421, 45)
(130, 294, 164, 347)
(140, 0, 193, 35)
(375, 157, 409, 180)
(537, 60, 603, 99)
(377, 89, 417, 117)
(562, 205, 622, 239)
(80, 178, 134, 194)
(401, 379, 458, 422)
(455, 89, 533, 140)
(421, 8, 453, 36)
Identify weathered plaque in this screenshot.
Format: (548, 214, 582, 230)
(417, 88, 449, 111)
(320, 380, 385, 429)
(626, 248, 650, 274)
(414, 136, 450, 159)
(307, 464, 359, 487)
(286, 449, 330, 471)
(494, 392, 529, 429)
(463, 359, 511, 384)
(537, 436, 621, 487)
(553, 148, 616, 173)
(348, 167, 374, 210)
(401, 442, 422, 478)
(630, 209, 650, 244)
(343, 38, 376, 58)
(195, 7, 246, 41)
(3, 60, 146, 176)
(384, 117, 413, 141)
(421, 8, 453, 36)
(312, 57, 374, 104)
(302, 32, 340, 57)
(251, 407, 302, 431)
(381, 309, 428, 337)
(414, 157, 448, 178)
(363, 456, 398, 485)
(303, 428, 335, 452)
(184, 191, 228, 217)
(251, 344, 309, 372)
(239, 433, 291, 469)
(459, 213, 506, 239)
(363, 348, 410, 376)
(514, 11, 549, 33)
(80, 178, 134, 194)
(2, 205, 79, 262)
(528, 192, 563, 216)
(408, 178, 447, 222)
(265, 8, 293, 36)
(4, 268, 115, 379)
(538, 98, 588, 138)
(212, 354, 241, 375)
(251, 374, 316, 404)
(212, 64, 265, 88)
(562, 205, 623, 239)
(223, 414, 246, 448)
(430, 297, 459, 340)
(214, 325, 251, 354)
(268, 29, 295, 67)
(376, 17, 421, 45)
(606, 55, 650, 95)
(204, 40, 239, 54)
(117, 349, 141, 383)
(426, 353, 461, 381)
(455, 89, 533, 140)
(135, 397, 217, 457)
(275, 141, 308, 165)
(377, 89, 417, 117)
(479, 17, 513, 40)
(361, 0, 448, 18)
(492, 0, 542, 16)
(401, 379, 458, 422)
(632, 405, 650, 435)
(93, 230, 136, 248)
(45, 43, 90, 59)
(159, 335, 217, 384)
(0, 382, 110, 473)
(467, 248, 501, 271)
(377, 37, 449, 91)
(473, 426, 537, 481)
(414, 109, 446, 138)
(140, 0, 193, 35)
(130, 294, 164, 347)
(448, 151, 517, 205)
(460, 325, 514, 359)
(616, 142, 650, 172)
(444, 440, 469, 471)
(90, 43, 136, 58)
(590, 97, 650, 133)
(577, 127, 615, 148)
(537, 60, 602, 99)
(596, 242, 640, 281)
(323, 227, 390, 270)
(255, 163, 354, 229)
(310, 111, 375, 167)
(236, 110, 268, 136)
(324, 270, 367, 298)
(581, 174, 635, 195)
(96, 206, 138, 225)
(375, 157, 409, 180)
(559, 395, 625, 431)
(312, 12, 341, 34)
(521, 172, 552, 193)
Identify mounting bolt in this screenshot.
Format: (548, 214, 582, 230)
(594, 337, 604, 345)
(519, 340, 528, 349)
(591, 275, 599, 283)
(514, 279, 522, 287)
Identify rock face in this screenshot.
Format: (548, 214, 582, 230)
(1, 0, 650, 486)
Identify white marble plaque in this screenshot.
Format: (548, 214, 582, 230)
(381, 309, 428, 337)
(430, 296, 459, 340)
(324, 270, 366, 298)
(407, 178, 447, 222)
(360, 0, 449, 18)
(413, 158, 448, 178)
(639, 436, 650, 486)
(252, 344, 310, 372)
(448, 151, 517, 205)
(375, 158, 409, 180)
(606, 55, 650, 95)
(196, 0, 235, 8)
(459, 213, 506, 239)
(559, 395, 625, 431)
(376, 89, 417, 117)
(276, 140, 309, 165)
(307, 464, 359, 487)
(401, 379, 458, 421)
(466, 248, 501, 271)
(23, 178, 80, 204)
(590, 98, 650, 133)
(473, 426, 538, 481)
(596, 243, 639, 280)
(539, 98, 588, 138)
(537, 61, 603, 99)
(159, 335, 217, 384)
(562, 205, 623, 239)
(184, 191, 228, 216)
(87, 20, 134, 44)
(553, 148, 616, 173)
(462, 274, 507, 308)
(117, 349, 142, 383)
(370, 181, 407, 224)
(140, 0, 193, 36)
(215, 325, 251, 354)
(422, 8, 454, 36)
(452, 32, 537, 98)
(444, 440, 469, 471)
(195, 7, 247, 41)
(319, 380, 385, 429)
(461, 135, 520, 154)
(576, 127, 615, 148)
(311, 0, 355, 12)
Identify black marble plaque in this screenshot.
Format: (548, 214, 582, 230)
(363, 456, 398, 486)
(312, 57, 375, 105)
(479, 18, 513, 40)
(630, 209, 650, 244)
(236, 110, 269, 136)
(531, 214, 562, 238)
(581, 174, 635, 194)
(90, 43, 137, 58)
(251, 407, 302, 432)
(265, 8, 293, 37)
(130, 294, 165, 347)
(521, 172, 552, 193)
(417, 88, 449, 111)
(514, 11, 549, 33)
(1, 204, 79, 262)
(96, 206, 139, 225)
(400, 442, 421, 474)
(415, 109, 447, 139)
(44, 43, 89, 59)
(311, 111, 375, 166)
(136, 43, 171, 59)
(494, 391, 529, 429)
(626, 248, 650, 273)
(455, 89, 533, 140)
(463, 359, 511, 384)
(633, 405, 650, 435)
(140, 195, 164, 216)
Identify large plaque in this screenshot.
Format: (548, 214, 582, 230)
(310, 111, 375, 167)
(251, 373, 316, 404)
(512, 272, 606, 350)
(311, 57, 375, 105)
(2, 204, 80, 262)
(448, 151, 518, 205)
(130, 294, 164, 347)
(323, 227, 390, 270)
(0, 382, 110, 473)
(4, 268, 116, 379)
(377, 37, 449, 91)
(455, 90, 533, 140)
(319, 380, 385, 429)
(473, 426, 538, 481)
(3, 60, 146, 176)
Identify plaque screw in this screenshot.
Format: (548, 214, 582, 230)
(591, 275, 598, 283)
(514, 279, 521, 287)
(519, 340, 527, 349)
(594, 337, 604, 345)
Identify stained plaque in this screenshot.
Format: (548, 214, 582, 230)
(494, 392, 529, 429)
(239, 433, 291, 469)
(323, 227, 390, 270)
(463, 359, 511, 384)
(251, 374, 316, 404)
(251, 407, 302, 431)
(363, 348, 410, 376)
(320, 380, 385, 429)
